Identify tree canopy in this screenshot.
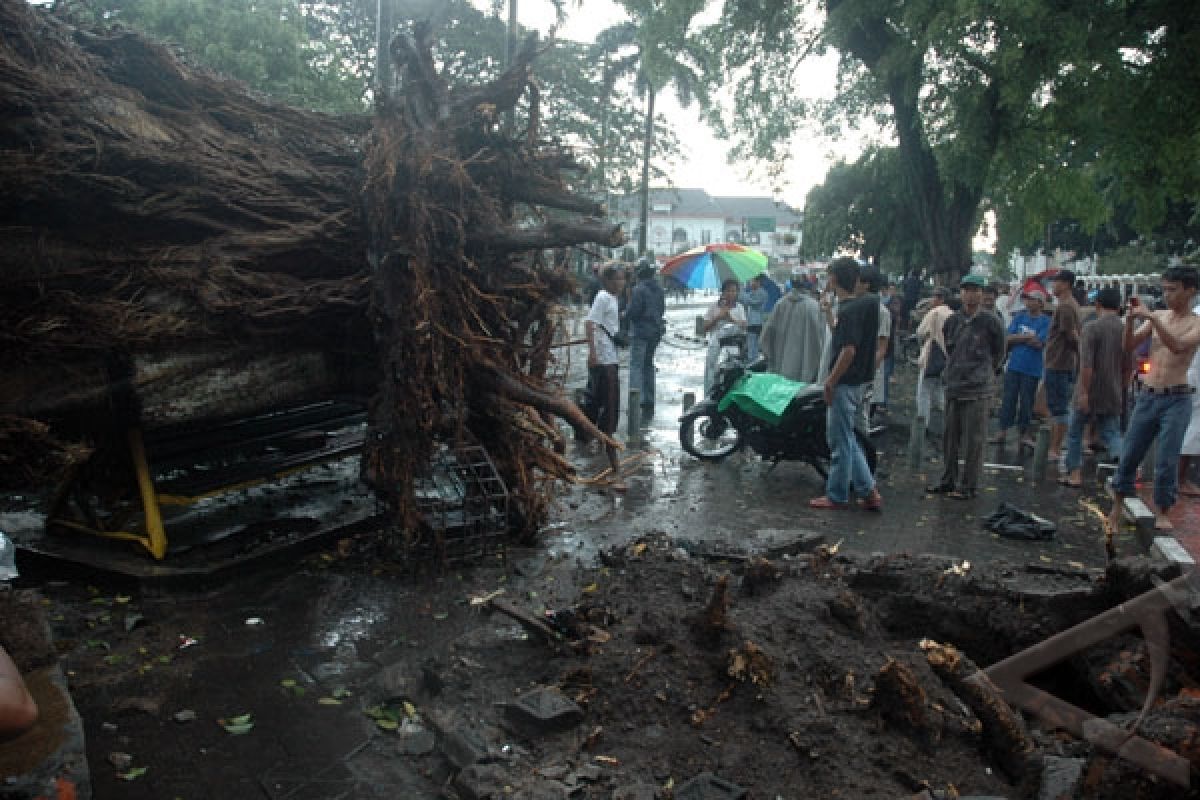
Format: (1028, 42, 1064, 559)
(59, 0, 675, 202)
(654, 0, 1200, 276)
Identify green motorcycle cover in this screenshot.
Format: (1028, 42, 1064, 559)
(717, 373, 809, 425)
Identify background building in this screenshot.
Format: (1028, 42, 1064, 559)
(607, 188, 804, 265)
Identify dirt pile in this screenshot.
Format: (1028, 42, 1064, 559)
(419, 535, 1200, 798)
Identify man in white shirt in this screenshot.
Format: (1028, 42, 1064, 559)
(585, 265, 627, 490)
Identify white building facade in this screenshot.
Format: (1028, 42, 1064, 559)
(608, 188, 804, 264)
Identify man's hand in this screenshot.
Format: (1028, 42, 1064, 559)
(1076, 391, 1089, 414)
(823, 379, 834, 406)
(1131, 306, 1153, 323)
(587, 351, 597, 368)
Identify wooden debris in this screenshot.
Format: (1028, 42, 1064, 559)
(871, 658, 929, 732)
(922, 640, 1034, 780)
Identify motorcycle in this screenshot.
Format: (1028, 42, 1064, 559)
(679, 326, 877, 478)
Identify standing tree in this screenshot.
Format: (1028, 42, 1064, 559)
(802, 146, 927, 273)
(662, 0, 1200, 280)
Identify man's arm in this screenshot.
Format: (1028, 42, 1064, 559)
(823, 345, 856, 404)
(0, 644, 37, 741)
(1123, 313, 1152, 352)
(585, 319, 598, 366)
(1141, 312, 1200, 354)
(989, 319, 1006, 369)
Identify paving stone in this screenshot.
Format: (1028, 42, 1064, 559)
(1151, 536, 1194, 568)
(454, 763, 512, 800)
(613, 785, 657, 800)
(502, 686, 584, 733)
(674, 771, 747, 800)
(372, 662, 412, 700)
(395, 719, 436, 755)
(1038, 755, 1085, 800)
(440, 725, 490, 769)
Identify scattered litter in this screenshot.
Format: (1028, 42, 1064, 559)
(118, 766, 147, 781)
(219, 713, 254, 735)
(173, 710, 197, 723)
(982, 503, 1056, 540)
(177, 635, 200, 650)
(469, 589, 506, 607)
(943, 560, 971, 577)
(244, 617, 265, 626)
(107, 752, 132, 770)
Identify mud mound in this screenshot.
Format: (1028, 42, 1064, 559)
(428, 536, 1200, 798)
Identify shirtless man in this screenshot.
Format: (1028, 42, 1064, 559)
(1108, 266, 1200, 532)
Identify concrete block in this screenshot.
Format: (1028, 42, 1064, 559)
(502, 686, 584, 733)
(454, 763, 511, 800)
(674, 772, 748, 800)
(440, 725, 489, 769)
(613, 784, 658, 800)
(1151, 536, 1195, 568)
(1038, 754, 1085, 799)
(1122, 497, 1155, 531)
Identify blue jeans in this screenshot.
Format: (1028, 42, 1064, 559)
(628, 336, 659, 408)
(1112, 391, 1193, 510)
(825, 383, 875, 503)
(1064, 409, 1122, 472)
(1044, 369, 1076, 424)
(997, 371, 1039, 434)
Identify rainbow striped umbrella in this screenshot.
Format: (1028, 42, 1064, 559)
(660, 243, 768, 290)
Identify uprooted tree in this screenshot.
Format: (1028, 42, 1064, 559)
(0, 0, 622, 547)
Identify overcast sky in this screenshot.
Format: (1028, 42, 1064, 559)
(494, 0, 865, 209)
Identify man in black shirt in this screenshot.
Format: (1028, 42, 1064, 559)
(810, 257, 883, 511)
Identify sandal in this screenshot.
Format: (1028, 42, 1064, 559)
(1058, 477, 1083, 489)
(808, 496, 849, 510)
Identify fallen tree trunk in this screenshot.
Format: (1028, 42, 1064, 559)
(0, 1, 622, 547)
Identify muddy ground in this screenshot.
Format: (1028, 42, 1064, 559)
(4, 299, 1200, 799)
(10, 532, 1200, 799)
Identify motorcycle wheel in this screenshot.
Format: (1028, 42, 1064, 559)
(680, 410, 742, 461)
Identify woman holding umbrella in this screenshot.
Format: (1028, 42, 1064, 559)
(702, 278, 748, 395)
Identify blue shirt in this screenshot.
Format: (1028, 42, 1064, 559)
(1006, 311, 1050, 377)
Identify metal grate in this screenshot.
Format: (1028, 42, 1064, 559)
(410, 444, 508, 566)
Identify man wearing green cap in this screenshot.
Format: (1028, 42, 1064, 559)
(927, 273, 1006, 498)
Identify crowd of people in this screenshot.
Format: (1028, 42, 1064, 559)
(582, 254, 1200, 532)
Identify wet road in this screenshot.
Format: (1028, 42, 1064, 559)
(544, 297, 1188, 572)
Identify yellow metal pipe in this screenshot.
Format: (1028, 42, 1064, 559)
(127, 428, 167, 560)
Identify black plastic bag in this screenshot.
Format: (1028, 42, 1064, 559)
(983, 502, 1056, 540)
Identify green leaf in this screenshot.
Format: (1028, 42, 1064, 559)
(119, 766, 148, 781)
(375, 718, 399, 731)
